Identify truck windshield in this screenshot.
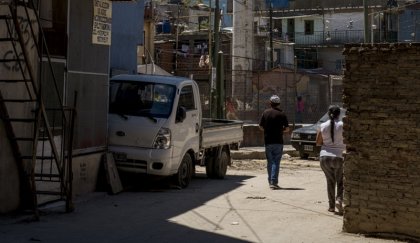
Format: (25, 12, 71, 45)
(109, 81, 176, 118)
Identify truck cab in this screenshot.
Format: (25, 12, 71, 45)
(108, 74, 243, 188)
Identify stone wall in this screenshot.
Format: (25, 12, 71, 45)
(342, 43, 420, 240)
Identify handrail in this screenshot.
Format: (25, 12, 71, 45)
(273, 29, 398, 45)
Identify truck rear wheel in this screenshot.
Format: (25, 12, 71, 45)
(174, 153, 193, 188)
(213, 149, 229, 179)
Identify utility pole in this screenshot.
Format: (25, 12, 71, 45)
(269, 1, 274, 69)
(210, 0, 222, 118)
(213, 0, 221, 67)
(216, 51, 225, 119)
(363, 0, 370, 43)
(175, 3, 180, 73)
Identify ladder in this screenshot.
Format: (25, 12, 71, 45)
(0, 0, 74, 219)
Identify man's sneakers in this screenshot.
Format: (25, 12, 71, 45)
(335, 199, 343, 215)
(269, 184, 281, 190)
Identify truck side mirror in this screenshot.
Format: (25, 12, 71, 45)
(176, 106, 187, 123)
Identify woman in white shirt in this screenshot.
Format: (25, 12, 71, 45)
(316, 105, 346, 214)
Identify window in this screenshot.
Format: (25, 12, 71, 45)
(40, 0, 67, 57)
(335, 59, 344, 72)
(295, 48, 318, 69)
(304, 20, 314, 35)
(109, 81, 176, 118)
(178, 85, 195, 111)
(198, 16, 209, 30)
(273, 19, 282, 31)
(193, 40, 208, 54)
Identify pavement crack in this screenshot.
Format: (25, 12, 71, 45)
(225, 194, 264, 243)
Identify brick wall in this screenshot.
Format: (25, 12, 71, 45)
(155, 41, 175, 74)
(342, 43, 420, 240)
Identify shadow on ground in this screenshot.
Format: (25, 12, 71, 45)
(0, 172, 256, 243)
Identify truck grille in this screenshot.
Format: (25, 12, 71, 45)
(115, 159, 147, 170)
(300, 134, 316, 141)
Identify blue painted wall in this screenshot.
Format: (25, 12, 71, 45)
(265, 0, 289, 8)
(398, 9, 420, 42)
(111, 0, 144, 74)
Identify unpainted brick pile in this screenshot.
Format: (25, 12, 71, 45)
(342, 43, 420, 240)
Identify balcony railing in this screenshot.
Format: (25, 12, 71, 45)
(272, 30, 398, 46)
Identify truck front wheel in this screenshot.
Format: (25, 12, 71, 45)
(174, 153, 193, 188)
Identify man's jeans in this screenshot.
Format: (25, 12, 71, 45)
(265, 144, 284, 185)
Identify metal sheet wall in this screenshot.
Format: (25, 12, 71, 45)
(67, 0, 110, 151)
(111, 1, 144, 74)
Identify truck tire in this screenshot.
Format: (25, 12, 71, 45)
(205, 153, 215, 178)
(174, 153, 193, 188)
(213, 149, 229, 179)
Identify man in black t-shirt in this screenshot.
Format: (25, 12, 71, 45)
(259, 95, 289, 189)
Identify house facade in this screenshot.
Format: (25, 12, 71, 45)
(0, 0, 144, 214)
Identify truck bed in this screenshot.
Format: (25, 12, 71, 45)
(201, 118, 243, 149)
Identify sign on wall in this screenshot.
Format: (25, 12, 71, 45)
(92, 0, 112, 45)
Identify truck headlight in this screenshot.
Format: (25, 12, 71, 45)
(153, 127, 171, 149)
(291, 133, 300, 139)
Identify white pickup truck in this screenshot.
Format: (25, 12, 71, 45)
(108, 74, 243, 188)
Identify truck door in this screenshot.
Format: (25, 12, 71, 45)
(172, 84, 200, 160)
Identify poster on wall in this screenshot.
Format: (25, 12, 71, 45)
(92, 0, 112, 45)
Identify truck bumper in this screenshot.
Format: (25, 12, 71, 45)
(109, 145, 179, 176)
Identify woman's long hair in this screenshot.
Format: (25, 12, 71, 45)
(328, 105, 341, 143)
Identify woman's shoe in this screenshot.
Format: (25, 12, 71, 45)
(335, 200, 343, 214)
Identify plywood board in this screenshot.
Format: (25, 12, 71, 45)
(105, 153, 123, 194)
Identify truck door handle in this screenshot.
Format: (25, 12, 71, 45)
(195, 123, 199, 133)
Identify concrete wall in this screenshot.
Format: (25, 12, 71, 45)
(71, 153, 103, 197)
(0, 6, 39, 213)
(232, 0, 253, 99)
(342, 43, 420, 240)
(0, 120, 20, 213)
(398, 9, 420, 42)
(67, 0, 110, 151)
(241, 124, 296, 147)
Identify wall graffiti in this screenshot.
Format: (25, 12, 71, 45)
(2, 50, 26, 73)
(1, 11, 38, 75)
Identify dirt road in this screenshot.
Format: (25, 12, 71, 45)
(0, 158, 403, 243)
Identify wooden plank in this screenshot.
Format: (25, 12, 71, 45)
(104, 153, 123, 194)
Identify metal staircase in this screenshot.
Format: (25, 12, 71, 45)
(0, 0, 75, 219)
